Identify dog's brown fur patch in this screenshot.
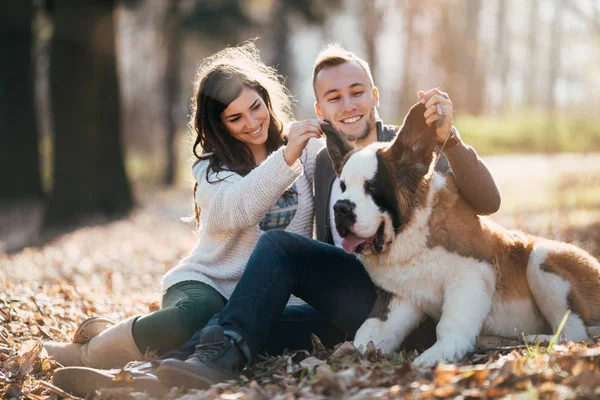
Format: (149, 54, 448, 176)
(540, 248, 600, 325)
(426, 176, 537, 302)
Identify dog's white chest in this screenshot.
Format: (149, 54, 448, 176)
(362, 247, 495, 319)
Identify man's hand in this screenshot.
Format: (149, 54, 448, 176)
(417, 89, 453, 144)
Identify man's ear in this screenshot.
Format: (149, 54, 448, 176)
(321, 121, 355, 176)
(386, 103, 436, 169)
(314, 102, 323, 119)
(373, 86, 380, 108)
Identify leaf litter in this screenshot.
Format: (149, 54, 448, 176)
(0, 186, 599, 399)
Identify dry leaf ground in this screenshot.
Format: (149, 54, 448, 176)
(1, 154, 599, 399)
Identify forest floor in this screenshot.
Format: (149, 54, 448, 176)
(1, 153, 600, 399)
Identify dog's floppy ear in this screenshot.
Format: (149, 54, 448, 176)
(387, 103, 437, 168)
(321, 120, 355, 176)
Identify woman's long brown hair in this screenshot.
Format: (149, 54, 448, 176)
(189, 42, 294, 228)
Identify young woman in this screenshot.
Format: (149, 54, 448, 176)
(44, 42, 341, 372)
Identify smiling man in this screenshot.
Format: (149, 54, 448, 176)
(314, 60, 379, 146)
(156, 45, 503, 389)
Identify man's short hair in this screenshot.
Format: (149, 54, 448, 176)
(312, 44, 375, 98)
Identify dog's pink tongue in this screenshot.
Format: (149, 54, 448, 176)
(342, 234, 368, 254)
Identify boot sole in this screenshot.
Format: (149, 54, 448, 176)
(156, 363, 215, 390)
(53, 367, 167, 398)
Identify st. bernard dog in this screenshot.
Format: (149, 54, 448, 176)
(322, 103, 600, 368)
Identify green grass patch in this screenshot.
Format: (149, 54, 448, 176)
(454, 111, 600, 155)
(547, 310, 571, 354)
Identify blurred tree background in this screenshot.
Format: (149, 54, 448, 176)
(0, 0, 599, 248)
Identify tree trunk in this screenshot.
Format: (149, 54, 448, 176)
(271, 0, 292, 90)
(437, 3, 463, 112)
(361, 1, 384, 83)
(463, 0, 484, 115)
(524, 0, 539, 108)
(546, 0, 565, 117)
(399, 3, 416, 114)
(119, 0, 173, 184)
(495, 0, 510, 113)
(0, 1, 43, 200)
(163, 0, 181, 186)
(43, 0, 132, 231)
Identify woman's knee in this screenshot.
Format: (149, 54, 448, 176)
(183, 297, 223, 323)
(171, 294, 224, 335)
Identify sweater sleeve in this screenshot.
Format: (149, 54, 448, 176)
(194, 147, 303, 233)
(440, 134, 502, 215)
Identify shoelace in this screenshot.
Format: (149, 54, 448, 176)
(191, 338, 228, 362)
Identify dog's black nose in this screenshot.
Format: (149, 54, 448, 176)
(334, 200, 354, 217)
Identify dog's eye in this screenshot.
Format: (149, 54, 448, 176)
(340, 181, 346, 193)
(365, 181, 375, 192)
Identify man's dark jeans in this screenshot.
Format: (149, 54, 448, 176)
(223, 230, 382, 360)
(163, 230, 436, 363)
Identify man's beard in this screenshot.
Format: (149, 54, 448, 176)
(336, 108, 376, 143)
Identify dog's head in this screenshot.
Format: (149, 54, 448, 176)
(322, 103, 438, 255)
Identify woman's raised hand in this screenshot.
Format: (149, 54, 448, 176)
(283, 119, 328, 166)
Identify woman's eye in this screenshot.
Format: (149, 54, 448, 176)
(353, 91, 364, 96)
(230, 117, 240, 122)
(251, 103, 261, 111)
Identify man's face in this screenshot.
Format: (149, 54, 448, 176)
(314, 62, 379, 145)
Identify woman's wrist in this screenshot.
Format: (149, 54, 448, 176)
(283, 146, 295, 166)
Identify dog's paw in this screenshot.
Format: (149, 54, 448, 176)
(412, 341, 470, 368)
(377, 340, 397, 355)
(353, 335, 370, 353)
(353, 318, 381, 352)
(413, 349, 449, 368)
(352, 340, 370, 354)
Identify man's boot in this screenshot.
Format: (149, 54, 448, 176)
(44, 316, 145, 368)
(156, 325, 247, 390)
(52, 361, 167, 398)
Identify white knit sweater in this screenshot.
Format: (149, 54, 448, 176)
(161, 138, 324, 306)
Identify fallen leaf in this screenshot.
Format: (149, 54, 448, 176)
(363, 341, 381, 364)
(311, 365, 347, 397)
(432, 384, 459, 397)
(113, 368, 135, 383)
(299, 356, 326, 370)
(310, 334, 328, 360)
(330, 341, 360, 361)
(434, 364, 458, 385)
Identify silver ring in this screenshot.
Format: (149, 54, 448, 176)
(441, 93, 449, 99)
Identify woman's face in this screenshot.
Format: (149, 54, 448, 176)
(220, 88, 270, 150)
